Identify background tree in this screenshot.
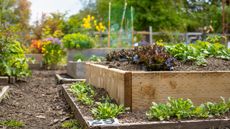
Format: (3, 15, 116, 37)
(32, 12, 66, 39)
(77, 0, 229, 33)
(15, 0, 31, 46)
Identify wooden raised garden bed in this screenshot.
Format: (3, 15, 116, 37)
(62, 84, 230, 129)
(86, 63, 230, 111)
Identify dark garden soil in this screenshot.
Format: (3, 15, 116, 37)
(100, 58, 230, 71)
(0, 70, 73, 129)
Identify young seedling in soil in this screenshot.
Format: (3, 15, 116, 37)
(61, 120, 82, 129)
(0, 120, 24, 128)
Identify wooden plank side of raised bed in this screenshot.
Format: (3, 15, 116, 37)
(62, 84, 98, 129)
(100, 119, 230, 129)
(86, 63, 131, 107)
(0, 76, 9, 85)
(132, 71, 230, 111)
(0, 86, 10, 103)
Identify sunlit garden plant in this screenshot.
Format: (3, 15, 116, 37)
(42, 37, 65, 68)
(29, 39, 43, 53)
(62, 33, 95, 49)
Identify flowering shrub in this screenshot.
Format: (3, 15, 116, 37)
(62, 33, 95, 49)
(42, 37, 65, 66)
(29, 40, 43, 53)
(82, 15, 106, 32)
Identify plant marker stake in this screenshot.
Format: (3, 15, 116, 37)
(131, 6, 134, 47)
(118, 0, 127, 47)
(108, 2, 111, 48)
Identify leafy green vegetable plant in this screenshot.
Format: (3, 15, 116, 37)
(91, 102, 124, 119)
(69, 82, 95, 106)
(106, 45, 176, 71)
(61, 120, 81, 129)
(146, 97, 230, 121)
(165, 39, 230, 65)
(203, 97, 229, 117)
(168, 98, 194, 119)
(146, 102, 172, 121)
(192, 105, 209, 118)
(89, 55, 104, 62)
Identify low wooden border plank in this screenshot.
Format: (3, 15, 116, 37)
(62, 84, 100, 129)
(100, 119, 230, 129)
(0, 86, 10, 102)
(0, 76, 9, 85)
(55, 74, 86, 84)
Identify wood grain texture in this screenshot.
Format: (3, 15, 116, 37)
(86, 63, 230, 111)
(86, 63, 127, 105)
(132, 71, 230, 111)
(124, 72, 132, 109)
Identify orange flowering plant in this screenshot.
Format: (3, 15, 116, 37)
(29, 40, 43, 53)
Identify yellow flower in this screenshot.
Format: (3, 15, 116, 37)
(94, 20, 97, 25)
(91, 16, 95, 20)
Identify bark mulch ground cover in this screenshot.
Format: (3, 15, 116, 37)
(0, 70, 75, 129)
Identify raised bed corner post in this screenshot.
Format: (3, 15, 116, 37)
(7, 75, 10, 84)
(124, 72, 132, 111)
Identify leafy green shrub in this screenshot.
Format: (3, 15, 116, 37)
(0, 37, 31, 77)
(62, 33, 95, 49)
(146, 97, 230, 121)
(69, 82, 95, 105)
(91, 102, 124, 119)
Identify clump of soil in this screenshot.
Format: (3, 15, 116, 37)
(0, 70, 73, 129)
(99, 57, 230, 71)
